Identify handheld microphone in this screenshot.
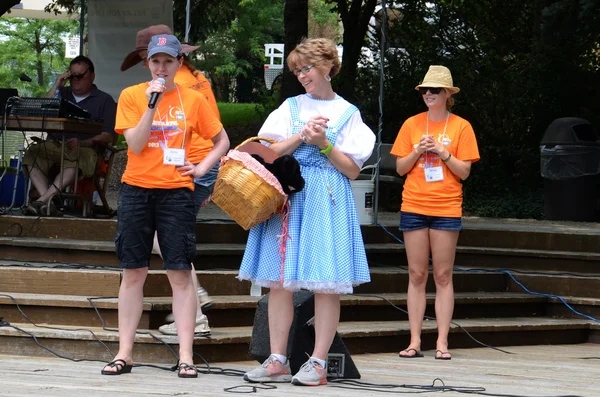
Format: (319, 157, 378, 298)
(148, 78, 166, 109)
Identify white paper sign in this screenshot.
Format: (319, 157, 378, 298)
(65, 37, 80, 58)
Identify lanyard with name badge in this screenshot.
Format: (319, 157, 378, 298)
(156, 84, 187, 166)
(424, 111, 449, 183)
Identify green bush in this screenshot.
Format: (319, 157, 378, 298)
(218, 102, 266, 128)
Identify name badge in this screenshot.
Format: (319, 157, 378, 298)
(163, 148, 185, 166)
(425, 166, 444, 182)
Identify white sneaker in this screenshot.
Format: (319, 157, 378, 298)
(291, 358, 328, 386)
(158, 314, 211, 336)
(197, 287, 213, 309)
(243, 355, 292, 383)
(164, 288, 213, 323)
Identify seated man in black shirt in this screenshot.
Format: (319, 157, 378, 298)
(22, 55, 117, 216)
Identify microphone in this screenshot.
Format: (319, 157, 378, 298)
(148, 78, 166, 109)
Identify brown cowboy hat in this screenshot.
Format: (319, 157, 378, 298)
(120, 24, 200, 71)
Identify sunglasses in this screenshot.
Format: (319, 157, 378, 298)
(292, 64, 315, 76)
(69, 69, 90, 80)
(418, 87, 443, 95)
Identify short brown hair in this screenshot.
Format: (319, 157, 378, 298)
(287, 38, 341, 78)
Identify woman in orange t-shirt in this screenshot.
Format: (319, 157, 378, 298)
(121, 25, 222, 337)
(390, 66, 479, 360)
(102, 34, 229, 379)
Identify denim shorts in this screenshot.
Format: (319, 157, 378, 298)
(115, 183, 196, 270)
(399, 211, 462, 232)
(193, 162, 219, 214)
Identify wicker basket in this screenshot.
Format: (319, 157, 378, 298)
(212, 137, 287, 230)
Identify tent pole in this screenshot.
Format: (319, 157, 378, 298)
(374, 0, 388, 225)
(79, 0, 86, 54)
(185, 0, 191, 43)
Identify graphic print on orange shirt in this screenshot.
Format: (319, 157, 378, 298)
(151, 105, 186, 151)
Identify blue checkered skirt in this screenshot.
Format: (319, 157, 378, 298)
(238, 164, 370, 294)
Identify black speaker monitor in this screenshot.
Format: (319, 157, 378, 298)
(249, 290, 360, 379)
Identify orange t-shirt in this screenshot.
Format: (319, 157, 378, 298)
(175, 67, 220, 164)
(115, 82, 223, 190)
(390, 112, 480, 217)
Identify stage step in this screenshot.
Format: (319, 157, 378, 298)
(0, 291, 550, 329)
(0, 266, 509, 297)
(2, 215, 599, 252)
(1, 214, 598, 364)
(0, 317, 593, 364)
(2, 237, 599, 272)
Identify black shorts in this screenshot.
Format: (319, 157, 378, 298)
(115, 183, 196, 270)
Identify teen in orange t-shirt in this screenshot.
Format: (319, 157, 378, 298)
(121, 24, 222, 212)
(103, 34, 229, 379)
(391, 66, 479, 361)
(120, 25, 223, 337)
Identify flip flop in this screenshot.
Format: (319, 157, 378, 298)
(101, 359, 133, 375)
(398, 348, 424, 358)
(435, 350, 452, 360)
(177, 362, 198, 378)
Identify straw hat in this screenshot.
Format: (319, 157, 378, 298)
(120, 25, 200, 71)
(415, 65, 460, 94)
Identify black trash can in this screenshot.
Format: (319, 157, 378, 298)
(540, 117, 600, 222)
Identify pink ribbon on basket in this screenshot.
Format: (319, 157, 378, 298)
(276, 199, 291, 285)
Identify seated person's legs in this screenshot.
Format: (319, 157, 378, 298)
(22, 141, 56, 213)
(22, 140, 98, 215)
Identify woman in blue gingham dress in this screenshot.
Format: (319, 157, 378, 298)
(239, 38, 375, 386)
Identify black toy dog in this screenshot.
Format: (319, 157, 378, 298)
(251, 154, 305, 195)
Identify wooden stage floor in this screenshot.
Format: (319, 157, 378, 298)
(0, 343, 598, 396)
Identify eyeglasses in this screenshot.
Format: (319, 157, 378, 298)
(418, 87, 443, 95)
(69, 69, 90, 80)
(292, 65, 315, 76)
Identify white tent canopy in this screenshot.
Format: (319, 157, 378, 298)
(8, 0, 76, 20)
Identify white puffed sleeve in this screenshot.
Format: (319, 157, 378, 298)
(334, 111, 376, 168)
(257, 101, 293, 143)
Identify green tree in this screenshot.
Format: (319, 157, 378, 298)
(328, 0, 378, 101)
(309, 0, 340, 41)
(0, 17, 78, 96)
(189, 0, 285, 103)
(354, 0, 600, 218)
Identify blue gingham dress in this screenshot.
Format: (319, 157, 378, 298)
(238, 96, 371, 294)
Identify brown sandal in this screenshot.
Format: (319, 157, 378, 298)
(101, 359, 133, 375)
(399, 348, 424, 358)
(177, 362, 198, 378)
(435, 350, 452, 360)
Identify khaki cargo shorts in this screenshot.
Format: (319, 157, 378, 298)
(22, 140, 98, 179)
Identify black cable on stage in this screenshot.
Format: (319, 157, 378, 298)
(329, 378, 584, 397)
(0, 293, 113, 357)
(223, 384, 278, 393)
(354, 293, 515, 355)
